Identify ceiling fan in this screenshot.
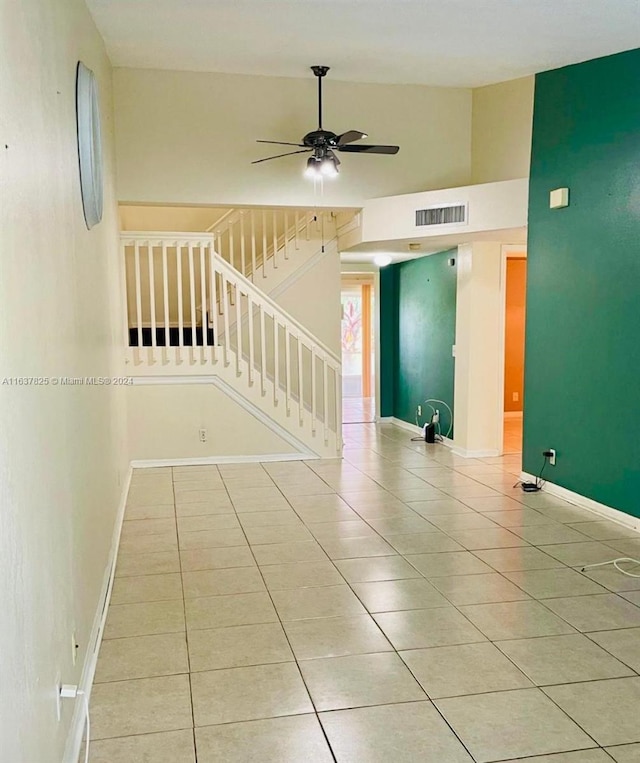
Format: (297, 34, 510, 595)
(252, 65, 400, 177)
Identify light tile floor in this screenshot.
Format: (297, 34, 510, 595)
(90, 422, 640, 762)
(343, 397, 375, 424)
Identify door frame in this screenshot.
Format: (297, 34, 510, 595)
(497, 244, 528, 455)
(340, 267, 379, 419)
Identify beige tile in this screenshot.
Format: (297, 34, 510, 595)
(271, 585, 367, 621)
(299, 652, 425, 711)
(458, 600, 577, 640)
(335, 555, 422, 583)
(261, 560, 344, 590)
(173, 465, 220, 481)
(319, 535, 396, 559)
(374, 607, 486, 650)
(510, 524, 592, 545)
(319, 702, 474, 763)
(473, 546, 564, 572)
(443, 484, 502, 499)
(566, 521, 640, 541)
(127, 487, 175, 507)
(606, 743, 640, 762)
(176, 514, 240, 533)
(174, 479, 225, 495)
(431, 572, 530, 605)
(94, 633, 189, 683)
(307, 520, 377, 540)
(191, 663, 312, 726)
(110, 573, 183, 605)
(188, 622, 293, 671)
(544, 678, 640, 746)
(589, 627, 640, 672)
(252, 540, 327, 565)
(176, 488, 231, 504)
(119, 531, 178, 555)
(284, 615, 392, 659)
(121, 518, 177, 537)
(447, 527, 529, 550)
(178, 528, 247, 550)
(115, 550, 180, 578)
(185, 592, 277, 630)
(237, 510, 303, 527)
(179, 545, 255, 571)
(367, 516, 439, 535)
(244, 524, 313, 545)
(496, 634, 634, 686)
(91, 674, 192, 740)
(401, 642, 532, 698)
(351, 578, 450, 613)
(89, 730, 195, 763)
(621, 590, 640, 606)
(425, 513, 500, 531)
(407, 498, 477, 516)
(495, 752, 611, 763)
(195, 714, 333, 763)
(124, 504, 175, 521)
(405, 551, 494, 578)
(104, 600, 185, 639)
(387, 532, 464, 555)
(503, 568, 608, 599)
(435, 688, 594, 762)
(182, 567, 264, 597)
(175, 499, 235, 517)
(460, 495, 529, 512)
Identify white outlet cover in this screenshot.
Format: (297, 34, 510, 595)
(549, 187, 569, 209)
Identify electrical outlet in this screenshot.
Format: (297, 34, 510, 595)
(512, 392, 519, 402)
(199, 429, 207, 443)
(417, 405, 422, 417)
(549, 448, 556, 466)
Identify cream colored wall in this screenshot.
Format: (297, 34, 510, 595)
(471, 76, 534, 184)
(0, 1, 124, 760)
(453, 242, 504, 456)
(126, 384, 297, 460)
(113, 68, 472, 207)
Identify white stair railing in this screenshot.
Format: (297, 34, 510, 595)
(120, 232, 342, 455)
(210, 208, 323, 282)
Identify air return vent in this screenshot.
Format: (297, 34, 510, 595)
(416, 204, 466, 227)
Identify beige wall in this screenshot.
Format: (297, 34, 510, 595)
(0, 0, 124, 760)
(471, 76, 534, 184)
(126, 384, 297, 460)
(113, 67, 472, 207)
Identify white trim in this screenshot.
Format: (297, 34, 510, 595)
(63, 466, 133, 763)
(385, 416, 455, 450)
(121, 231, 215, 244)
(503, 411, 523, 419)
(132, 452, 314, 468)
(520, 471, 640, 533)
(269, 237, 337, 300)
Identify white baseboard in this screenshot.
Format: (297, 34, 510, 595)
(520, 471, 640, 533)
(503, 411, 523, 419)
(131, 452, 315, 468)
(383, 417, 454, 451)
(63, 466, 133, 763)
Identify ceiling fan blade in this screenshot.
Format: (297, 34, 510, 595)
(257, 139, 305, 147)
(251, 149, 311, 164)
(336, 130, 367, 145)
(337, 144, 400, 155)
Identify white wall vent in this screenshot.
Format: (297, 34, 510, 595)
(415, 203, 466, 227)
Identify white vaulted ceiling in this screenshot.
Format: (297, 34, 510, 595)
(87, 0, 640, 87)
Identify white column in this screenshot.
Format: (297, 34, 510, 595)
(453, 241, 504, 457)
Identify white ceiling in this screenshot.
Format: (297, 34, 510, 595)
(87, 0, 640, 87)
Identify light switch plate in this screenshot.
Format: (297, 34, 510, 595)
(550, 188, 569, 209)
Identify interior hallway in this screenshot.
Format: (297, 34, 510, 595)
(90, 424, 640, 762)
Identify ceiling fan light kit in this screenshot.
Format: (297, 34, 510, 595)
(253, 65, 400, 179)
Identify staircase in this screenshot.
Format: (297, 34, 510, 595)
(119, 209, 343, 458)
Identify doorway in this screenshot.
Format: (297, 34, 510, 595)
(503, 255, 527, 453)
(341, 275, 375, 423)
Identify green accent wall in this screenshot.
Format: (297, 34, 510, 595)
(379, 250, 457, 432)
(524, 48, 640, 518)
